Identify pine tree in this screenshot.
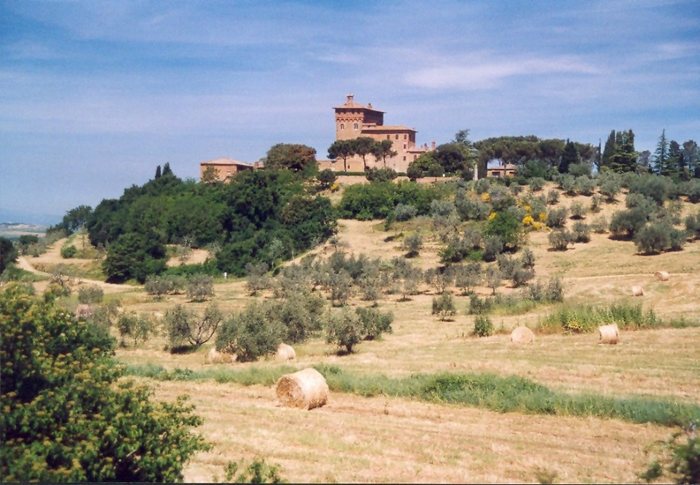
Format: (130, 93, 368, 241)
(559, 139, 579, 173)
(653, 129, 669, 175)
(601, 130, 616, 169)
(609, 130, 637, 173)
(667, 140, 681, 178)
(162, 162, 173, 176)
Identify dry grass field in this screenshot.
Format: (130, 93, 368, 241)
(21, 182, 700, 483)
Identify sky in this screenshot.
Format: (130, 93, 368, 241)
(1, 0, 699, 224)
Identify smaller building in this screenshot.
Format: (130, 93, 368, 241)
(200, 158, 256, 182)
(486, 159, 517, 178)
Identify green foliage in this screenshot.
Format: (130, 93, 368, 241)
(262, 143, 317, 174)
(572, 221, 591, 243)
(325, 307, 363, 353)
(224, 458, 285, 484)
(145, 274, 186, 299)
(186, 274, 214, 302)
(366, 167, 398, 183)
(103, 232, 167, 283)
(0, 284, 208, 482)
(598, 172, 622, 201)
(525, 277, 564, 303)
(407, 153, 444, 180)
(472, 315, 494, 337)
(166, 303, 223, 351)
(482, 235, 504, 262)
(609, 207, 650, 238)
(403, 232, 423, 257)
(316, 168, 337, 190)
(540, 302, 662, 334)
(60, 244, 77, 259)
(485, 208, 524, 250)
(356, 307, 394, 340)
(50, 205, 93, 235)
(641, 424, 699, 484)
(548, 229, 572, 251)
(0, 237, 18, 274)
(432, 292, 456, 321)
(216, 302, 286, 361)
(546, 189, 560, 205)
(528, 177, 546, 191)
(546, 207, 568, 227)
(635, 223, 672, 254)
(393, 203, 418, 221)
(685, 212, 700, 239)
(574, 175, 595, 196)
(117, 311, 155, 347)
(77, 285, 104, 304)
(337, 180, 447, 220)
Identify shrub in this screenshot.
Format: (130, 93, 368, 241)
(468, 294, 493, 315)
(224, 458, 285, 484)
(528, 177, 546, 191)
(186, 274, 214, 302)
(575, 176, 595, 196)
(540, 302, 661, 334)
(685, 212, 700, 239)
(485, 266, 502, 295)
(325, 307, 363, 353)
(640, 425, 699, 484)
(546, 189, 560, 205)
(77, 285, 104, 304)
(328, 270, 353, 306)
(546, 207, 568, 228)
(454, 262, 482, 294)
(590, 194, 604, 213)
(144, 274, 185, 299)
(525, 277, 564, 303)
(570, 201, 586, 219)
(572, 221, 591, 243)
(268, 292, 325, 344)
(549, 229, 572, 251)
(317, 168, 337, 190)
(669, 228, 686, 251)
(599, 174, 621, 201)
(245, 262, 270, 296)
(591, 215, 608, 233)
(165, 304, 223, 351)
(0, 284, 207, 482)
(394, 203, 418, 221)
(356, 307, 394, 340)
(60, 245, 77, 259)
(216, 302, 285, 361)
(635, 223, 671, 254)
(117, 311, 155, 348)
(472, 315, 494, 337)
(521, 248, 536, 269)
(485, 209, 524, 250)
(610, 207, 649, 238)
(687, 180, 700, 203)
(403, 232, 423, 257)
(558, 174, 576, 195)
(432, 292, 456, 321)
(366, 167, 398, 183)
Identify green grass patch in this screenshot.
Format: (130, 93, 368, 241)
(123, 363, 700, 427)
(0, 264, 47, 282)
(537, 302, 699, 334)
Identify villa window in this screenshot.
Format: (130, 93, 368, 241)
(353, 123, 359, 130)
(403, 144, 407, 149)
(404, 134, 408, 139)
(386, 135, 390, 139)
(340, 123, 345, 129)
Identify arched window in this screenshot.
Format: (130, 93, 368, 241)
(404, 134, 408, 139)
(340, 123, 345, 129)
(395, 134, 399, 140)
(353, 123, 359, 130)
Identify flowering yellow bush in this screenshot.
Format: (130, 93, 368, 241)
(481, 192, 491, 202)
(522, 215, 535, 226)
(330, 182, 340, 192)
(538, 212, 547, 222)
(488, 212, 497, 221)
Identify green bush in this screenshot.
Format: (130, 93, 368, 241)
(165, 303, 223, 351)
(366, 167, 398, 183)
(267, 292, 325, 344)
(485, 208, 524, 250)
(356, 307, 394, 340)
(224, 458, 285, 484)
(610, 207, 650, 238)
(546, 207, 568, 228)
(186, 274, 214, 302)
(144, 274, 186, 299)
(546, 189, 560, 205)
(528, 177, 546, 191)
(403, 232, 423, 257)
(472, 315, 494, 337)
(216, 302, 285, 361)
(685, 212, 700, 239)
(575, 175, 595, 196)
(570, 201, 586, 219)
(432, 292, 456, 321)
(640, 425, 699, 484)
(572, 221, 591, 243)
(117, 311, 155, 348)
(60, 245, 77, 259)
(394, 203, 418, 221)
(548, 229, 572, 251)
(325, 307, 363, 353)
(635, 223, 672, 254)
(317, 168, 337, 190)
(77, 285, 104, 304)
(467, 294, 493, 315)
(540, 302, 661, 334)
(0, 284, 208, 482)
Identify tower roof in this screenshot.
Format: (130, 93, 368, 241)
(333, 94, 384, 113)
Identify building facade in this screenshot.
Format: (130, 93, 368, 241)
(199, 158, 256, 182)
(326, 94, 432, 173)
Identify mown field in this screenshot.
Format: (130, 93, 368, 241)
(18, 180, 700, 483)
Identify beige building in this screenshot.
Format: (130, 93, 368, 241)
(199, 158, 256, 182)
(486, 159, 517, 178)
(325, 94, 432, 173)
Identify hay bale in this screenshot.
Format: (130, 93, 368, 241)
(276, 343, 296, 361)
(654, 271, 670, 281)
(75, 304, 93, 319)
(598, 324, 619, 344)
(631, 285, 644, 297)
(510, 326, 535, 344)
(205, 347, 236, 364)
(276, 368, 328, 410)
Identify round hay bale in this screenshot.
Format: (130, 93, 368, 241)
(654, 271, 670, 281)
(75, 304, 94, 320)
(205, 347, 236, 364)
(631, 285, 644, 297)
(510, 326, 535, 344)
(598, 324, 619, 345)
(276, 343, 296, 361)
(276, 368, 328, 410)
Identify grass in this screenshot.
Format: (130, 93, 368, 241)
(124, 363, 700, 427)
(0, 264, 47, 282)
(538, 302, 699, 334)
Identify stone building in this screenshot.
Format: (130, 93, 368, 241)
(199, 158, 257, 182)
(325, 94, 433, 173)
(486, 159, 517, 178)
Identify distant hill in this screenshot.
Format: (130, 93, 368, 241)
(0, 223, 47, 240)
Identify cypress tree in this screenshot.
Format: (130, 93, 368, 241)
(653, 129, 669, 175)
(601, 130, 616, 169)
(559, 139, 579, 173)
(154, 165, 162, 179)
(162, 162, 173, 176)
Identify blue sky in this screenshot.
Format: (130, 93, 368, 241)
(1, 0, 699, 223)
